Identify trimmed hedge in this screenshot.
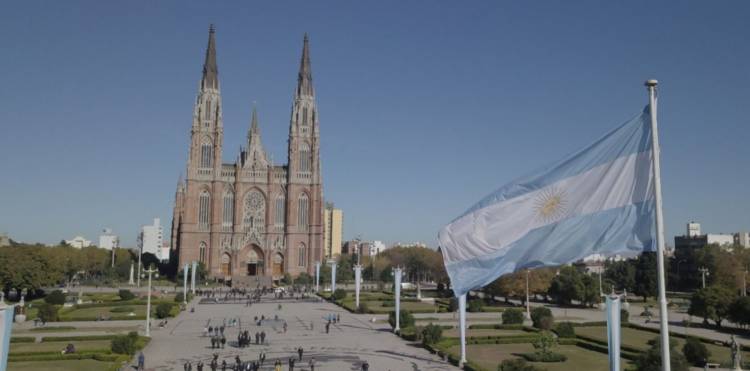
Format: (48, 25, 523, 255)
(42, 335, 119, 342)
(8, 352, 124, 362)
(519, 352, 568, 362)
(10, 337, 35, 343)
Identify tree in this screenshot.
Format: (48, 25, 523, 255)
(467, 299, 483, 312)
(111, 332, 139, 355)
(604, 259, 635, 293)
(633, 337, 689, 371)
(118, 289, 135, 301)
(388, 310, 415, 330)
(36, 303, 59, 322)
(634, 253, 659, 301)
(682, 337, 710, 367)
(688, 285, 735, 327)
(728, 296, 750, 329)
(580, 274, 600, 307)
(421, 323, 443, 345)
(155, 303, 174, 319)
(44, 290, 67, 305)
(548, 266, 584, 306)
(530, 307, 554, 330)
(502, 308, 525, 325)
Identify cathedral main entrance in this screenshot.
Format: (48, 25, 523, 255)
(245, 245, 264, 277)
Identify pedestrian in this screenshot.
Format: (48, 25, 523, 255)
(260, 352, 266, 365)
(361, 361, 369, 371)
(221, 360, 227, 371)
(283, 322, 287, 333)
(209, 325, 213, 335)
(255, 332, 260, 344)
(274, 360, 282, 371)
(197, 360, 204, 371)
(325, 322, 330, 334)
(221, 335, 226, 349)
(309, 357, 316, 371)
(298, 347, 303, 361)
(235, 355, 242, 371)
(260, 331, 266, 344)
(337, 314, 340, 323)
(310, 321, 314, 331)
(289, 357, 295, 371)
(184, 361, 191, 371)
(210, 336, 215, 349)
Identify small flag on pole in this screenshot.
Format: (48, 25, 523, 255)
(439, 107, 656, 297)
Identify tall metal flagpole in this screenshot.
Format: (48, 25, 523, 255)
(646, 79, 671, 371)
(459, 294, 467, 365)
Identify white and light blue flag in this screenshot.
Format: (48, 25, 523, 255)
(439, 107, 656, 297)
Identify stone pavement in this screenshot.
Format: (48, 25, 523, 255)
(136, 296, 456, 370)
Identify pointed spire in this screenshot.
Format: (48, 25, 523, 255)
(201, 24, 219, 90)
(296, 33, 314, 97)
(245, 104, 268, 168)
(250, 103, 259, 137)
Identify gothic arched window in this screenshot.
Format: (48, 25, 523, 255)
(275, 195, 286, 226)
(243, 190, 266, 233)
(200, 142, 213, 168)
(299, 143, 311, 172)
(222, 191, 234, 230)
(302, 107, 308, 126)
(298, 193, 309, 231)
(199, 242, 207, 263)
(298, 243, 306, 267)
(198, 191, 210, 230)
(205, 99, 212, 121)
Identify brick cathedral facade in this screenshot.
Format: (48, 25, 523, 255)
(170, 26, 324, 282)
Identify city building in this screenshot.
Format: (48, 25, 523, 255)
(139, 218, 163, 257)
(157, 240, 170, 262)
(674, 221, 746, 250)
(369, 240, 387, 256)
(342, 239, 369, 257)
(65, 236, 91, 249)
(98, 228, 119, 250)
(323, 204, 343, 258)
(0, 233, 9, 247)
(577, 253, 626, 274)
(170, 27, 324, 282)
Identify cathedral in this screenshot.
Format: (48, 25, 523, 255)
(170, 26, 324, 283)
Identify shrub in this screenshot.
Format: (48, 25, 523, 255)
(499, 359, 543, 371)
(502, 308, 525, 324)
(634, 337, 690, 371)
(448, 297, 458, 312)
(111, 331, 139, 355)
(467, 299, 484, 313)
(45, 290, 67, 305)
(682, 337, 710, 366)
(388, 310, 415, 330)
(37, 303, 59, 322)
(174, 292, 192, 303)
(356, 302, 369, 314)
(332, 289, 347, 301)
(155, 303, 174, 319)
(530, 307, 553, 329)
(555, 322, 575, 338)
(520, 352, 568, 362)
(118, 289, 135, 301)
(532, 331, 557, 354)
(421, 323, 443, 345)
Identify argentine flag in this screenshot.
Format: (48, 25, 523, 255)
(439, 107, 656, 297)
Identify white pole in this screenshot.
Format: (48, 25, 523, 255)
(394, 267, 402, 333)
(646, 79, 671, 371)
(182, 263, 189, 305)
(525, 270, 531, 320)
(354, 265, 362, 309)
(459, 293, 467, 365)
(331, 262, 337, 293)
(606, 294, 622, 371)
(145, 268, 156, 337)
(129, 262, 135, 285)
(191, 261, 197, 295)
(315, 261, 320, 293)
(137, 246, 142, 287)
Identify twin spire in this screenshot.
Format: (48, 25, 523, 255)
(296, 33, 314, 97)
(200, 24, 219, 91)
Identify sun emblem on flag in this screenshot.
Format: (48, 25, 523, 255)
(534, 186, 568, 222)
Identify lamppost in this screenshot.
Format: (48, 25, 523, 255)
(137, 239, 143, 288)
(392, 266, 403, 333)
(314, 261, 320, 292)
(698, 267, 710, 289)
(525, 269, 531, 320)
(354, 264, 362, 309)
(142, 266, 158, 337)
(743, 269, 747, 297)
(111, 238, 117, 268)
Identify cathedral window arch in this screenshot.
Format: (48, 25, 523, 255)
(243, 190, 266, 233)
(298, 193, 309, 231)
(275, 195, 286, 226)
(298, 242, 306, 267)
(302, 107, 308, 126)
(198, 191, 211, 230)
(205, 99, 211, 121)
(200, 140, 213, 168)
(299, 142, 311, 172)
(222, 190, 234, 230)
(199, 241, 207, 263)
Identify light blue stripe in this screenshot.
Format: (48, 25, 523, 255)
(446, 200, 655, 296)
(0, 305, 13, 371)
(456, 107, 651, 221)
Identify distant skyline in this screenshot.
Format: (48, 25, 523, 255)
(1, 2, 749, 247)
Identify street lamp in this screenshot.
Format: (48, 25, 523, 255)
(698, 267, 710, 289)
(142, 266, 158, 337)
(525, 269, 531, 320)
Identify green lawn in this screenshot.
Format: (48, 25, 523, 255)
(7, 359, 116, 371)
(10, 340, 112, 354)
(446, 343, 631, 371)
(59, 305, 147, 321)
(575, 326, 750, 364)
(443, 328, 530, 338)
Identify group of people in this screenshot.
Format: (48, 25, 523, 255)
(236, 329, 267, 347)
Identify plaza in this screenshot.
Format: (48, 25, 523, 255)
(139, 293, 453, 370)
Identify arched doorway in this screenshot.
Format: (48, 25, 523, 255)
(220, 253, 231, 277)
(272, 253, 284, 276)
(245, 246, 264, 276)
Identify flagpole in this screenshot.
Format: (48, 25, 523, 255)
(459, 294, 467, 365)
(646, 79, 671, 371)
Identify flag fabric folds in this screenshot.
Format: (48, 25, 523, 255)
(439, 108, 656, 297)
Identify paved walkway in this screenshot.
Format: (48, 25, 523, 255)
(135, 296, 455, 370)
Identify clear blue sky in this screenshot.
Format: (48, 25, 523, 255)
(1, 1, 749, 247)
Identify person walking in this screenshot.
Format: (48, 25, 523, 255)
(220, 335, 226, 349)
(137, 351, 145, 370)
(308, 357, 316, 371)
(274, 359, 282, 371)
(288, 358, 295, 371)
(361, 361, 369, 371)
(297, 347, 303, 361)
(183, 361, 192, 371)
(260, 352, 266, 366)
(260, 331, 266, 344)
(221, 360, 227, 371)
(196, 360, 204, 371)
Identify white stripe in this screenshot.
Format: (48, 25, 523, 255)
(441, 151, 653, 263)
